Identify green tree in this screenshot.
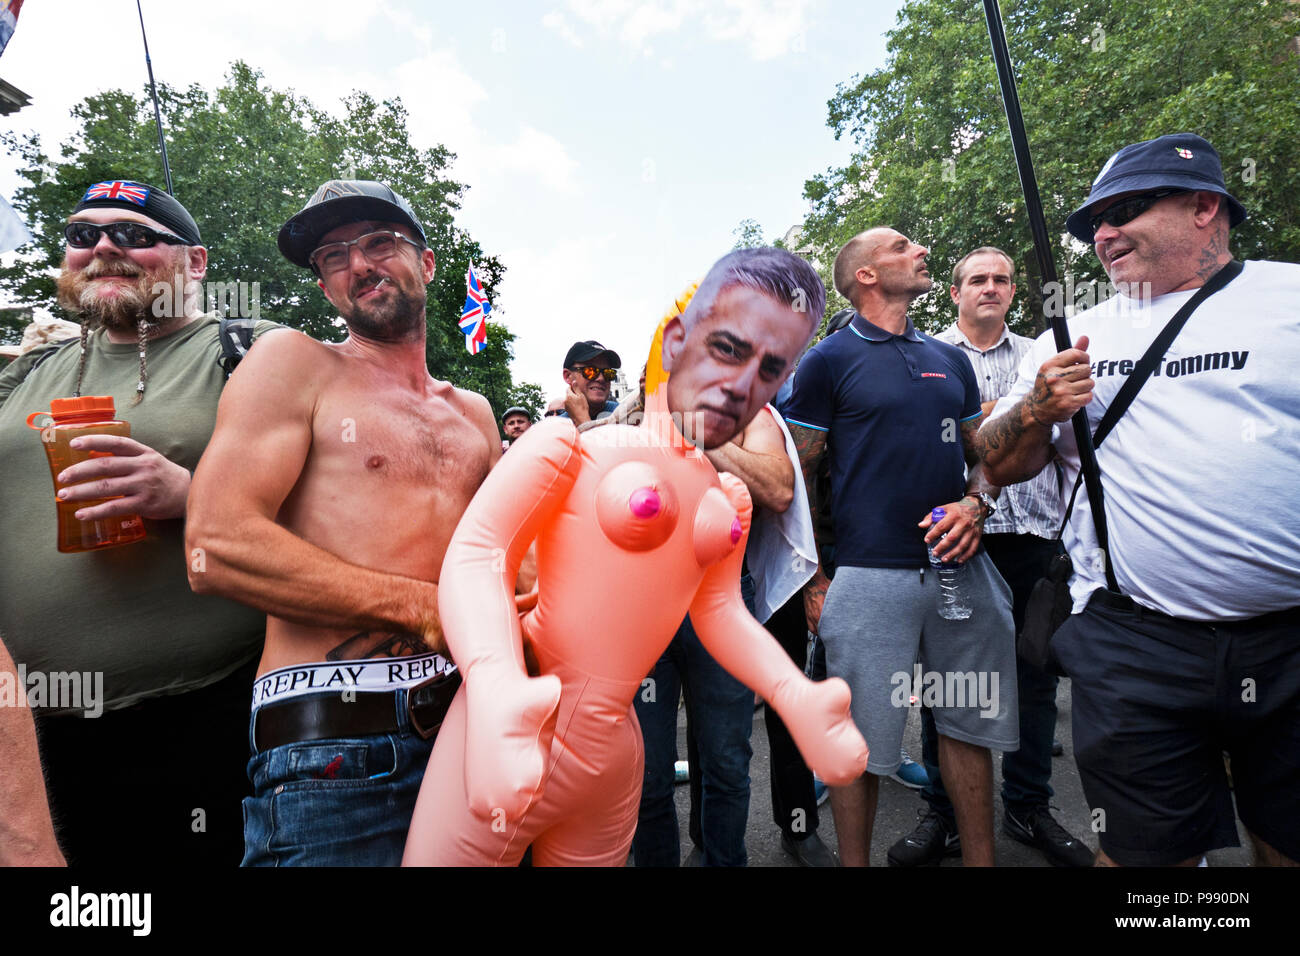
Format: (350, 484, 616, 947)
(802, 0, 1300, 334)
(0, 62, 539, 414)
(731, 217, 768, 249)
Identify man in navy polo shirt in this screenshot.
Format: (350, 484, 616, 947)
(783, 227, 1018, 866)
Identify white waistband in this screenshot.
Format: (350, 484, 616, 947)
(250, 653, 457, 711)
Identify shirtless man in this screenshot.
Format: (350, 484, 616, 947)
(186, 180, 499, 866)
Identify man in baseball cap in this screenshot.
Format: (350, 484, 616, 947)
(188, 178, 501, 865)
(974, 132, 1300, 867)
(559, 339, 622, 425)
(501, 405, 533, 448)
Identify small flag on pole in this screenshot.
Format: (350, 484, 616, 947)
(0, 1, 24, 60)
(459, 262, 492, 355)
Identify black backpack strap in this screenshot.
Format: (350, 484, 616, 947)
(1055, 259, 1245, 590)
(218, 317, 256, 379)
(28, 336, 81, 372)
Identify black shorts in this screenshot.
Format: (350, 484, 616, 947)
(1054, 590, 1300, 865)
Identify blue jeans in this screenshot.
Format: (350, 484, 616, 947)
(921, 533, 1061, 823)
(632, 596, 755, 866)
(242, 689, 435, 867)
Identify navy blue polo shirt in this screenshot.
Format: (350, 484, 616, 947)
(784, 313, 981, 568)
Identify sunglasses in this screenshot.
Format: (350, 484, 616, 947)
(65, 220, 188, 249)
(1087, 189, 1187, 238)
(310, 230, 423, 276)
(569, 366, 617, 382)
(543, 409, 564, 417)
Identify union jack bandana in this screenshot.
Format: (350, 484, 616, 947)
(1175, 147, 1194, 160)
(82, 181, 150, 206)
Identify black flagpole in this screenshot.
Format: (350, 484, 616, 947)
(136, 0, 174, 195)
(981, 0, 1107, 525)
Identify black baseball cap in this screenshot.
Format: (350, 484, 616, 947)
(278, 179, 427, 270)
(73, 180, 202, 246)
(501, 406, 531, 421)
(1066, 133, 1247, 243)
(563, 340, 621, 369)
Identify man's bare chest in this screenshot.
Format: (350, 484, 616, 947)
(310, 392, 488, 490)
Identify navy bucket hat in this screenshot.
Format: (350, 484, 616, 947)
(1065, 133, 1247, 243)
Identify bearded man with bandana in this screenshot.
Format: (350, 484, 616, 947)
(0, 180, 280, 866)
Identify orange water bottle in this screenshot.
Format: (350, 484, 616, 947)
(26, 396, 147, 553)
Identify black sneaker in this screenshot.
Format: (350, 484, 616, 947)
(887, 809, 960, 867)
(1003, 806, 1094, 868)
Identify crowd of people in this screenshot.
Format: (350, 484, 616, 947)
(0, 130, 1295, 868)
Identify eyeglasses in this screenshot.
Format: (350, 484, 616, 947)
(65, 221, 188, 250)
(309, 230, 423, 276)
(1087, 189, 1187, 238)
(569, 366, 617, 382)
(543, 409, 564, 417)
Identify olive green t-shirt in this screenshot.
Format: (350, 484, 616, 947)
(0, 315, 280, 712)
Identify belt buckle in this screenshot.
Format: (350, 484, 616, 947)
(406, 668, 461, 740)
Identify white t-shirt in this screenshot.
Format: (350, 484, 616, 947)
(988, 260, 1300, 620)
(746, 405, 818, 623)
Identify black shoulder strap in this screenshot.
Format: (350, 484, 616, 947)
(1055, 259, 1245, 592)
(218, 317, 255, 379)
(28, 336, 81, 373)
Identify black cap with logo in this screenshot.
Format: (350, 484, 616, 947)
(278, 180, 427, 270)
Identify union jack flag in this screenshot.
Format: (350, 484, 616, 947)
(82, 181, 150, 206)
(459, 262, 492, 356)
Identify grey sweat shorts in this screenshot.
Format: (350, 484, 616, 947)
(819, 554, 1019, 776)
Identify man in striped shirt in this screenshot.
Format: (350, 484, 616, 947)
(889, 246, 1093, 867)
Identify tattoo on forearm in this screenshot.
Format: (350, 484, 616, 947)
(326, 630, 435, 661)
(974, 400, 1027, 457)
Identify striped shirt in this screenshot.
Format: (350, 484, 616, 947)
(931, 323, 1063, 539)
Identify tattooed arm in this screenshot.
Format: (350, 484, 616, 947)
(972, 335, 1095, 486)
(787, 422, 831, 634)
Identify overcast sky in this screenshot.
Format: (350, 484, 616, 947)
(0, 0, 905, 394)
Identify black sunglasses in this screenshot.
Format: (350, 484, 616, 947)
(569, 365, 617, 382)
(65, 220, 188, 250)
(1087, 189, 1187, 238)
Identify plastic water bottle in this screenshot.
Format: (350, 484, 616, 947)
(927, 507, 971, 620)
(27, 396, 147, 553)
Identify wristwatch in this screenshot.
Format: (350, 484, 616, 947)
(967, 491, 997, 517)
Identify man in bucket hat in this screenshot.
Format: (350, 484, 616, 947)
(973, 133, 1300, 866)
(187, 180, 501, 865)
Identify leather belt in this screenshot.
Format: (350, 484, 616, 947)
(253, 669, 461, 753)
(1089, 589, 1300, 628)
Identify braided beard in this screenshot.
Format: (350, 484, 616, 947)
(56, 256, 181, 333)
(57, 255, 188, 403)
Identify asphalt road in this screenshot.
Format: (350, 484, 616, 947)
(660, 678, 1253, 867)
